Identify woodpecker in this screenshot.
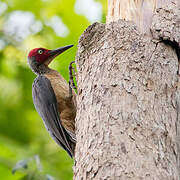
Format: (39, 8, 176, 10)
(28, 45, 76, 158)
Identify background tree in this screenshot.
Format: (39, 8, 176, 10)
(0, 0, 106, 179)
(74, 0, 180, 179)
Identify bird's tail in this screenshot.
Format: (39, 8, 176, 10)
(66, 129, 76, 157)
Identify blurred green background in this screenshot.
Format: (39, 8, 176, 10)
(0, 0, 106, 179)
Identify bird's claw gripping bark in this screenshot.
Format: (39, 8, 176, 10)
(69, 61, 77, 98)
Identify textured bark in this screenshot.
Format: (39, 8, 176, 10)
(151, 1, 180, 59)
(107, 0, 175, 34)
(74, 1, 180, 180)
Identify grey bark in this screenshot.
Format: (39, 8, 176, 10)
(74, 2, 180, 180)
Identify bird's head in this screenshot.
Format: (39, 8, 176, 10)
(28, 45, 73, 74)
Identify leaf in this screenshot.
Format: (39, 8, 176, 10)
(34, 155, 43, 172)
(46, 174, 55, 180)
(12, 159, 29, 174)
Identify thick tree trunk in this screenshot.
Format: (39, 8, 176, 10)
(74, 1, 180, 179)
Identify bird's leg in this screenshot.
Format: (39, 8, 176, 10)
(69, 61, 77, 98)
(69, 67, 77, 90)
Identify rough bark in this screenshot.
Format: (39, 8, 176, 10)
(151, 1, 180, 59)
(74, 1, 180, 180)
(107, 0, 176, 34)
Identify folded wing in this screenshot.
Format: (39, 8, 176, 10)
(32, 75, 73, 157)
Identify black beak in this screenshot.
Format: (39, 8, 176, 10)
(45, 45, 73, 65)
(49, 45, 73, 58)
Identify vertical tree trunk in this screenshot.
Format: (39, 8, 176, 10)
(74, 0, 180, 179)
(107, 0, 173, 34)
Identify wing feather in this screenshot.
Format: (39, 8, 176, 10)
(32, 75, 73, 157)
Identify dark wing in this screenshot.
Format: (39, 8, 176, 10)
(32, 75, 73, 157)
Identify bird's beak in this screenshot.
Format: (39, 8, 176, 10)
(49, 45, 73, 57)
(46, 45, 73, 65)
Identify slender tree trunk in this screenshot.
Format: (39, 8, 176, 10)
(74, 0, 180, 179)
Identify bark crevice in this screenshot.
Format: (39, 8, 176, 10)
(151, 1, 180, 59)
(162, 39, 180, 60)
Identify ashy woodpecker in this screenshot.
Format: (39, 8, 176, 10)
(28, 45, 76, 158)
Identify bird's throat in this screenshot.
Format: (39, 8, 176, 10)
(33, 63, 50, 75)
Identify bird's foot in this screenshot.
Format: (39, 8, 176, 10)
(69, 61, 77, 98)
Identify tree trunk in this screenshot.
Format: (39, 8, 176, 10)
(107, 0, 175, 34)
(74, 1, 180, 179)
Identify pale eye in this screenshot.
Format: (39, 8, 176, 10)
(38, 49, 43, 54)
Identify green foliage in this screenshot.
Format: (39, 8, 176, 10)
(96, 0, 107, 22)
(0, 0, 106, 179)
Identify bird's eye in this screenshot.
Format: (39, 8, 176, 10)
(38, 49, 43, 54)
